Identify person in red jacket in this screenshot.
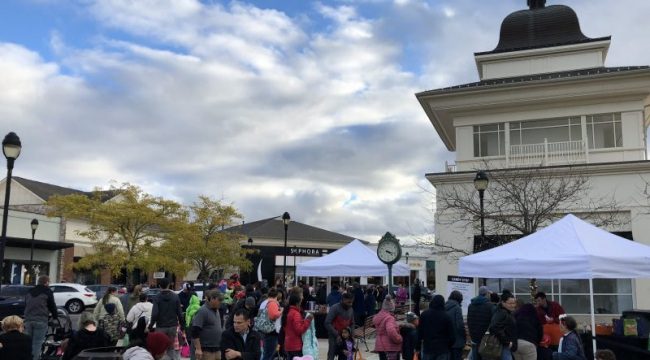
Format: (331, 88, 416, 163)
(535, 292, 565, 324)
(283, 294, 313, 360)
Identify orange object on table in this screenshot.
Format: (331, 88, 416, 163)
(596, 324, 613, 336)
(543, 323, 563, 346)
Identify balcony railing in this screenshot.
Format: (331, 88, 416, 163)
(509, 139, 587, 167)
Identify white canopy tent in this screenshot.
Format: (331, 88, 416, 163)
(297, 239, 409, 277)
(459, 214, 650, 356)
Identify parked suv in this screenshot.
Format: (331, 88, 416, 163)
(49, 283, 98, 313)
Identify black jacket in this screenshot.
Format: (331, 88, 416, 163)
(412, 284, 421, 303)
(150, 289, 184, 329)
(178, 290, 197, 311)
(400, 323, 418, 360)
(219, 328, 262, 360)
(417, 295, 454, 356)
(62, 328, 112, 360)
(0, 330, 31, 360)
(467, 295, 494, 343)
(514, 305, 543, 346)
(24, 285, 58, 322)
(489, 303, 518, 352)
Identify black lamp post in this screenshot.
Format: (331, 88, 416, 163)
(247, 237, 253, 284)
(0, 132, 21, 286)
(405, 251, 411, 312)
(282, 212, 290, 287)
(293, 245, 297, 286)
(474, 170, 489, 285)
(29, 219, 38, 284)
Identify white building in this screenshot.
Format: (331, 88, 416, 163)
(417, 2, 650, 319)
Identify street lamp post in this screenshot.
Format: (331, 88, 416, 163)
(282, 212, 291, 287)
(293, 245, 298, 286)
(474, 170, 489, 285)
(247, 237, 253, 284)
(0, 132, 21, 287)
(29, 219, 38, 284)
(405, 251, 411, 312)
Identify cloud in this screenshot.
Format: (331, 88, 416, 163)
(1, 0, 649, 244)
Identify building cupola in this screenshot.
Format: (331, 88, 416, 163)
(492, 0, 592, 53)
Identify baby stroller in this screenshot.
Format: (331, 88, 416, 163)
(41, 308, 73, 360)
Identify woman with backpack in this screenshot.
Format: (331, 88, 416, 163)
(256, 287, 283, 360)
(92, 286, 125, 344)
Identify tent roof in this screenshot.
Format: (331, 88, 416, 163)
(297, 239, 409, 277)
(459, 214, 650, 279)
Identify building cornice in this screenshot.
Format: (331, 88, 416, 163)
(426, 161, 650, 185)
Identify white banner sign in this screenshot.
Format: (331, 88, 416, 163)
(446, 275, 475, 316)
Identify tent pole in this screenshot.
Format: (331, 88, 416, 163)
(589, 278, 597, 357)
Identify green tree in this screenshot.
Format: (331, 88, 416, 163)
(164, 195, 252, 288)
(47, 183, 189, 284)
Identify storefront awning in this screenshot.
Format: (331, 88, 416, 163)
(5, 237, 74, 250)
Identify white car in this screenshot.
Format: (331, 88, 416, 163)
(49, 283, 98, 314)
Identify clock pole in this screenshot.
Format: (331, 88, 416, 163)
(388, 263, 393, 298)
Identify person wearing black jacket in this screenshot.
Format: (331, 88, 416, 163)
(62, 312, 112, 360)
(149, 278, 185, 360)
(24, 275, 58, 360)
(220, 308, 262, 360)
(468, 286, 495, 360)
(0, 315, 32, 360)
(489, 292, 518, 360)
(513, 303, 542, 360)
(400, 312, 418, 360)
(412, 280, 422, 316)
(417, 294, 454, 360)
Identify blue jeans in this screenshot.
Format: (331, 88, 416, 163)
(262, 333, 279, 360)
(24, 320, 49, 360)
(470, 343, 483, 360)
(501, 345, 513, 360)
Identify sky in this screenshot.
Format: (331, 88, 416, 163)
(1, 0, 649, 243)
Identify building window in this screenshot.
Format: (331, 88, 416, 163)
(587, 113, 622, 149)
(473, 124, 505, 157)
(510, 117, 582, 146)
(484, 278, 633, 315)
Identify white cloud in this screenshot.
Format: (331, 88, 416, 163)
(2, 0, 649, 243)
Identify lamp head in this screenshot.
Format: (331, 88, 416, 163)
(282, 212, 291, 226)
(31, 218, 39, 231)
(248, 237, 253, 245)
(2, 132, 21, 160)
(474, 170, 489, 191)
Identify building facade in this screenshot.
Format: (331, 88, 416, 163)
(417, 2, 650, 318)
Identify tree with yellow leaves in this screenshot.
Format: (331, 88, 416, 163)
(47, 183, 189, 284)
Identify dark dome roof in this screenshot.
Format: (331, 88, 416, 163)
(488, 4, 598, 54)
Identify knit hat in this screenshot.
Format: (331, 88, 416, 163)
(245, 296, 256, 308)
(382, 295, 395, 312)
(147, 331, 172, 357)
(405, 312, 418, 323)
(479, 286, 490, 296)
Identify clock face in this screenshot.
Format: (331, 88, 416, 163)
(377, 240, 400, 264)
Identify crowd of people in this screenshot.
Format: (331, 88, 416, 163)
(0, 275, 621, 360)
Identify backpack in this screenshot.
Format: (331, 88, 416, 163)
(254, 300, 276, 334)
(99, 302, 123, 342)
(100, 312, 122, 342)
